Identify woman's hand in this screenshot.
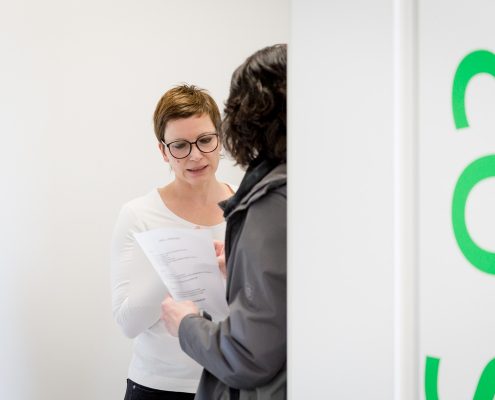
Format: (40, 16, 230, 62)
(214, 240, 226, 279)
(161, 296, 199, 337)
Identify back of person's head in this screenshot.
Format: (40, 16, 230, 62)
(222, 43, 287, 167)
(153, 84, 221, 143)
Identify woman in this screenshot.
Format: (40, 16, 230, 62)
(111, 84, 235, 399)
(161, 44, 287, 399)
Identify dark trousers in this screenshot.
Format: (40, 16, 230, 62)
(124, 379, 195, 400)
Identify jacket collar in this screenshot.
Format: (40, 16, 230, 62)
(219, 158, 286, 219)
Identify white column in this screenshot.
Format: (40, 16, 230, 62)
(393, 0, 419, 399)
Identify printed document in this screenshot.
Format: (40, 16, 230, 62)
(134, 228, 229, 321)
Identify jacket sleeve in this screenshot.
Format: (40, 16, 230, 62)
(110, 204, 167, 338)
(178, 190, 286, 390)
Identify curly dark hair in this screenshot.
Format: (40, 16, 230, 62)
(222, 44, 287, 167)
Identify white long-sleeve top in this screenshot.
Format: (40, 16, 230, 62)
(111, 188, 228, 392)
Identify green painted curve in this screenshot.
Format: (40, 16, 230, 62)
(452, 155, 495, 275)
(425, 356, 440, 400)
(452, 50, 495, 129)
(473, 358, 495, 399)
(425, 356, 495, 399)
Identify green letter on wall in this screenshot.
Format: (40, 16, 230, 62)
(452, 155, 495, 274)
(452, 50, 495, 129)
(451, 50, 495, 274)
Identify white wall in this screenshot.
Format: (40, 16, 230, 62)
(290, 1, 395, 398)
(0, 1, 288, 399)
(418, 1, 495, 398)
(291, 1, 495, 399)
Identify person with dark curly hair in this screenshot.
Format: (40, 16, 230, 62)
(161, 43, 287, 400)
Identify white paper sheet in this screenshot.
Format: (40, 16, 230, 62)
(134, 228, 229, 321)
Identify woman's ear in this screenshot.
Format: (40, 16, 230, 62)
(158, 142, 170, 163)
(217, 137, 223, 156)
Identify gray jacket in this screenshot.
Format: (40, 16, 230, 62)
(179, 161, 287, 400)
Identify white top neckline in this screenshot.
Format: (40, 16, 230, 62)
(153, 184, 234, 229)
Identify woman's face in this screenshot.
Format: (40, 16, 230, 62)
(160, 113, 221, 186)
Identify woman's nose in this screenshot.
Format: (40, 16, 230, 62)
(188, 143, 204, 160)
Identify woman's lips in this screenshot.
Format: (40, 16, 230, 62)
(187, 165, 208, 173)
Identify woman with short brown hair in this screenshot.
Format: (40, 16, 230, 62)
(111, 84, 235, 400)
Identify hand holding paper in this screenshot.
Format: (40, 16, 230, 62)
(134, 228, 229, 322)
(161, 295, 198, 336)
(214, 240, 226, 279)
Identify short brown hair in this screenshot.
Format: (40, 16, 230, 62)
(153, 84, 221, 142)
(222, 44, 287, 167)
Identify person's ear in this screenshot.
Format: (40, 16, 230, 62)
(216, 134, 223, 154)
(158, 142, 170, 163)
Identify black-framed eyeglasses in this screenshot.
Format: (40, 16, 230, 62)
(161, 133, 219, 159)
